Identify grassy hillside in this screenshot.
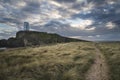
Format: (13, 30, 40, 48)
(16, 31, 84, 46)
(0, 42, 95, 80)
(97, 42, 120, 80)
(0, 31, 86, 48)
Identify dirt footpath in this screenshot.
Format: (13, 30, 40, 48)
(85, 44, 109, 80)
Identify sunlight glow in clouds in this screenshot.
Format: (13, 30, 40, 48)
(70, 19, 93, 30)
(50, 11, 62, 18)
(106, 22, 116, 29)
(50, 1, 62, 7)
(16, 1, 26, 7)
(82, 2, 95, 12)
(70, 36, 82, 39)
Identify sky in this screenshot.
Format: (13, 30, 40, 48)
(0, 0, 120, 41)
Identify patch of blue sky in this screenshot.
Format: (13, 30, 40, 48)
(0, 23, 18, 33)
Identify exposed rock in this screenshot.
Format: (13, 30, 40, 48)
(0, 31, 85, 48)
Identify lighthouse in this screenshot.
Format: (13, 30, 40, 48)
(24, 22, 30, 31)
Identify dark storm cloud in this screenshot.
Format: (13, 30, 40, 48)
(54, 0, 106, 4)
(0, 0, 26, 25)
(0, 0, 74, 27)
(87, 0, 106, 4)
(54, 0, 76, 3)
(30, 19, 90, 37)
(0, 0, 120, 41)
(61, 0, 107, 10)
(72, 2, 120, 27)
(68, 0, 120, 41)
(21, 1, 41, 14)
(0, 0, 12, 3)
(0, 0, 49, 29)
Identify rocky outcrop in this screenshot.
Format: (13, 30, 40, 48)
(0, 31, 85, 48)
(0, 39, 7, 47)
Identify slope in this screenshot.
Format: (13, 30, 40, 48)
(0, 42, 95, 80)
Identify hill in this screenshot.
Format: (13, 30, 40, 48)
(0, 31, 86, 48)
(0, 42, 95, 80)
(0, 42, 120, 80)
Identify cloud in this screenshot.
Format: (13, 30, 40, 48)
(0, 23, 18, 32)
(54, 0, 77, 3)
(68, 19, 94, 31)
(0, 23, 18, 39)
(0, 0, 120, 41)
(96, 35, 100, 38)
(86, 27, 96, 31)
(106, 22, 116, 29)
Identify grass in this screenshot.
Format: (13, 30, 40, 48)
(97, 42, 120, 80)
(0, 42, 95, 80)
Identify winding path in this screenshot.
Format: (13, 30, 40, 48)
(85, 44, 109, 80)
